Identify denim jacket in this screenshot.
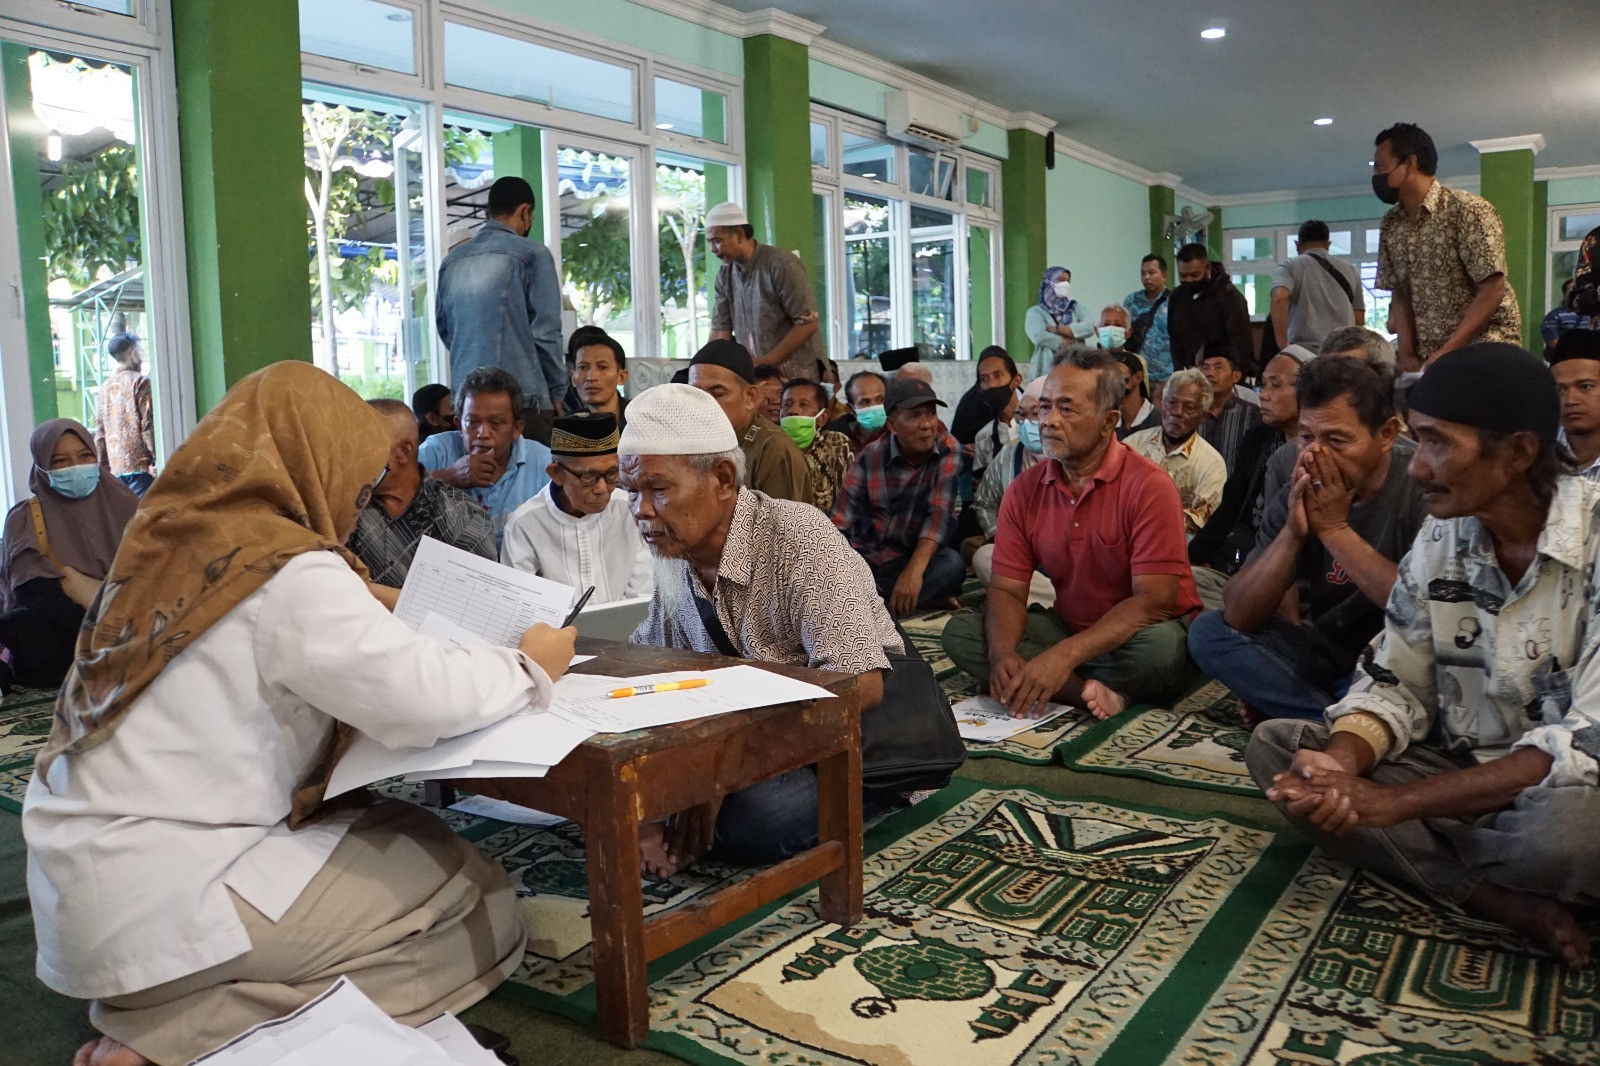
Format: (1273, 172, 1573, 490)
(436, 220, 564, 407)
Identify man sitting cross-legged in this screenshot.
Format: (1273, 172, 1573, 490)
(618, 383, 921, 877)
(942, 348, 1202, 720)
(1247, 343, 1600, 968)
(1188, 355, 1425, 723)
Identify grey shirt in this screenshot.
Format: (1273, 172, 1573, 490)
(712, 243, 825, 381)
(1252, 436, 1426, 669)
(1271, 249, 1364, 351)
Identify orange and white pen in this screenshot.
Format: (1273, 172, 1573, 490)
(607, 678, 710, 699)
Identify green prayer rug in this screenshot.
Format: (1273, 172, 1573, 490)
(1064, 679, 1261, 796)
(486, 778, 1316, 1065)
(1170, 853, 1600, 1065)
(0, 688, 54, 814)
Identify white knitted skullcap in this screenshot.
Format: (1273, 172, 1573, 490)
(705, 201, 750, 229)
(619, 383, 739, 456)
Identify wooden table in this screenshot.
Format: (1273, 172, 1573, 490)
(442, 637, 864, 1048)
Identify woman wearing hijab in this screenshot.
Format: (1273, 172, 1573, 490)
(25, 362, 576, 1066)
(1025, 266, 1089, 378)
(0, 419, 138, 693)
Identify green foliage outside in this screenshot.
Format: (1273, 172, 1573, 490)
(41, 143, 141, 289)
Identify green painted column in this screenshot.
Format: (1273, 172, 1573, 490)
(172, 0, 312, 415)
(741, 35, 813, 273)
(1148, 184, 1175, 268)
(1001, 128, 1047, 364)
(1206, 206, 1225, 262)
(2, 44, 56, 424)
(1478, 144, 1538, 351)
(490, 125, 545, 244)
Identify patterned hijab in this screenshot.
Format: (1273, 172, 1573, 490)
(1038, 266, 1077, 325)
(39, 363, 390, 826)
(0, 419, 138, 609)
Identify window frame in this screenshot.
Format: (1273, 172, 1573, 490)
(1549, 202, 1600, 310)
(298, 0, 428, 92)
(1222, 219, 1390, 333)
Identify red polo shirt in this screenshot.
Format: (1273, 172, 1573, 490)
(991, 439, 1201, 633)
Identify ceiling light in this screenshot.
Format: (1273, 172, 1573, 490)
(1200, 27, 1226, 39)
(1313, 117, 1333, 126)
(655, 122, 674, 130)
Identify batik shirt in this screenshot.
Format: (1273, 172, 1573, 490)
(1327, 476, 1600, 787)
(95, 366, 155, 476)
(633, 488, 903, 672)
(1376, 181, 1522, 361)
(802, 429, 855, 513)
(1123, 427, 1227, 535)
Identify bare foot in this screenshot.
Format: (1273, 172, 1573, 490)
(638, 821, 679, 880)
(1082, 680, 1127, 721)
(73, 1037, 151, 1066)
(1466, 881, 1591, 968)
(1237, 702, 1267, 730)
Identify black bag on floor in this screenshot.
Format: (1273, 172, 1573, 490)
(694, 594, 965, 793)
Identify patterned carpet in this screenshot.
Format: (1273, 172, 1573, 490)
(3, 645, 1598, 1065)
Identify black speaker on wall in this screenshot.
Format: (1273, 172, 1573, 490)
(1045, 131, 1055, 169)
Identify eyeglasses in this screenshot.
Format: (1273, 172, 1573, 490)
(557, 463, 621, 487)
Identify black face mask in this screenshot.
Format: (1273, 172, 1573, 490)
(980, 384, 1014, 413)
(1372, 167, 1402, 205)
(1176, 279, 1204, 297)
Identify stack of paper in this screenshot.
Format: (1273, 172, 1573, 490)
(951, 695, 1074, 742)
(545, 665, 835, 733)
(187, 976, 501, 1065)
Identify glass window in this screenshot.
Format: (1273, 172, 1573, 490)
(653, 76, 726, 142)
(966, 166, 992, 209)
(299, 0, 417, 75)
(813, 190, 833, 350)
(910, 206, 956, 359)
(844, 193, 895, 357)
(1359, 262, 1392, 333)
(841, 130, 894, 183)
(1365, 227, 1382, 254)
(9, 48, 157, 444)
(1327, 229, 1352, 256)
(302, 85, 441, 398)
(67, 0, 133, 12)
(444, 23, 633, 124)
(1230, 235, 1273, 262)
(908, 148, 954, 200)
(810, 121, 829, 169)
(656, 152, 731, 359)
(559, 145, 634, 348)
(1561, 212, 1600, 242)
(968, 225, 995, 353)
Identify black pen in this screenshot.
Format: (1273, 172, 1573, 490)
(561, 585, 596, 628)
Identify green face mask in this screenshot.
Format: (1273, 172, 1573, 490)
(780, 414, 817, 450)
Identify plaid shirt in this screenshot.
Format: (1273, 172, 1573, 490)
(349, 470, 495, 588)
(830, 429, 959, 566)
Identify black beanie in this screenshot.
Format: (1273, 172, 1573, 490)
(689, 339, 756, 384)
(1408, 343, 1558, 443)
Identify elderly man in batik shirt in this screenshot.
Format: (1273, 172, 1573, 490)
(619, 383, 912, 877)
(1248, 344, 1600, 969)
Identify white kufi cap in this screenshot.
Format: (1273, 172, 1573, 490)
(704, 201, 750, 229)
(619, 383, 739, 456)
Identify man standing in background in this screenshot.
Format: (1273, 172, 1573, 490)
(707, 201, 826, 381)
(436, 176, 565, 444)
(95, 332, 157, 496)
(1124, 254, 1174, 395)
(1167, 243, 1255, 376)
(1270, 220, 1364, 354)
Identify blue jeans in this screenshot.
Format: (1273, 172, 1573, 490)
(1186, 610, 1351, 722)
(117, 471, 153, 496)
(872, 547, 966, 608)
(715, 768, 900, 862)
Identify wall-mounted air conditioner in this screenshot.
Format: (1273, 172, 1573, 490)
(885, 90, 964, 151)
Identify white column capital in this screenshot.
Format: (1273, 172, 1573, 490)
(1469, 134, 1546, 156)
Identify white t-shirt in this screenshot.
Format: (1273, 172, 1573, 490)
(24, 551, 553, 999)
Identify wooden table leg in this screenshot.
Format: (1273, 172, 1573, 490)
(585, 763, 651, 1048)
(815, 739, 863, 928)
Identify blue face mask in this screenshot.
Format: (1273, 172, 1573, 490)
(47, 463, 101, 499)
(1018, 420, 1044, 454)
(855, 404, 887, 432)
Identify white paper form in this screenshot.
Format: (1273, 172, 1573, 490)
(186, 976, 470, 1065)
(951, 695, 1074, 742)
(397, 536, 573, 646)
(545, 664, 835, 734)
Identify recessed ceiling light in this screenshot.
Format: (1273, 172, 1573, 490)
(1200, 27, 1226, 39)
(655, 122, 674, 130)
(1313, 117, 1333, 126)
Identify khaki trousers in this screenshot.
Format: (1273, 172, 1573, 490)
(91, 800, 526, 1065)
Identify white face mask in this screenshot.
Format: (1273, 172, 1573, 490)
(821, 382, 836, 401)
(1053, 281, 1072, 299)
